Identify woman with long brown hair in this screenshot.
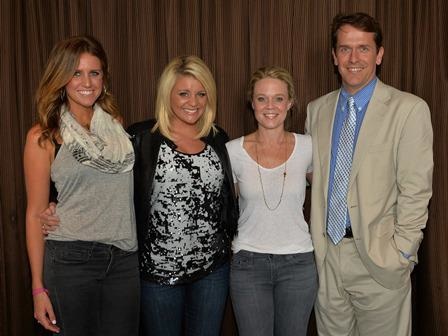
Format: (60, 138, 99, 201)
(24, 36, 139, 335)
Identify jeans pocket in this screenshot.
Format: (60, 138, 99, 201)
(285, 252, 315, 266)
(47, 240, 92, 265)
(231, 250, 252, 270)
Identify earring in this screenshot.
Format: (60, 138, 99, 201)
(103, 85, 108, 95)
(60, 89, 66, 101)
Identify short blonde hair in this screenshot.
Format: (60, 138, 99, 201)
(247, 66, 296, 105)
(153, 55, 217, 139)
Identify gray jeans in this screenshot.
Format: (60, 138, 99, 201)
(230, 250, 317, 336)
(44, 240, 140, 336)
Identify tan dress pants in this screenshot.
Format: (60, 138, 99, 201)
(315, 238, 412, 336)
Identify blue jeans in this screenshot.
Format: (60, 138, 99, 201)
(140, 262, 229, 336)
(44, 240, 140, 336)
(230, 250, 318, 336)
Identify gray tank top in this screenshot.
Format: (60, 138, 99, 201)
(47, 144, 137, 251)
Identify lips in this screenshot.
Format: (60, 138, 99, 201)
(183, 108, 199, 114)
(78, 90, 95, 96)
(347, 67, 364, 73)
(263, 112, 279, 119)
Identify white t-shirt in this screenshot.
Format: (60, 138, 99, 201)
(226, 134, 313, 254)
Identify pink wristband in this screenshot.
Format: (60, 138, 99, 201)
(32, 287, 48, 296)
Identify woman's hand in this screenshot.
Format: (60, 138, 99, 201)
(40, 202, 60, 234)
(33, 291, 60, 333)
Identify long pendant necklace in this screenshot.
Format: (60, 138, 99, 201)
(255, 135, 287, 211)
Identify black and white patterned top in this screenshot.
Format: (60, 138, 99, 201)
(143, 141, 227, 284)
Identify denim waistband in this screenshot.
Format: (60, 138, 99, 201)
(234, 250, 314, 259)
(46, 239, 135, 256)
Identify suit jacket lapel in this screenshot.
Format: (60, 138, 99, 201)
(349, 80, 390, 187)
(317, 90, 340, 202)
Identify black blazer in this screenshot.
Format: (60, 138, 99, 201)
(127, 119, 238, 278)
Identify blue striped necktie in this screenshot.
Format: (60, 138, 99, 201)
(327, 96, 357, 244)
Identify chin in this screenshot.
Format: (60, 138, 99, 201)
(182, 119, 201, 126)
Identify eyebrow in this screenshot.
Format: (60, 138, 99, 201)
(254, 93, 287, 96)
(74, 67, 103, 71)
(337, 43, 372, 48)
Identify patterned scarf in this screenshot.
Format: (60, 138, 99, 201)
(60, 104, 134, 174)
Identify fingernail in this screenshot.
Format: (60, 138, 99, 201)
(52, 320, 57, 324)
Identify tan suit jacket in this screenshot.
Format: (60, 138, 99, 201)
(305, 80, 433, 289)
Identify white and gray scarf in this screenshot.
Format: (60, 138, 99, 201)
(60, 104, 134, 174)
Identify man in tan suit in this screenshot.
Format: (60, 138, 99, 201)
(305, 12, 433, 336)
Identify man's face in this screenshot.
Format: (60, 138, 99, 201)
(332, 24, 384, 95)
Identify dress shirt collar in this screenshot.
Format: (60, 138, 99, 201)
(340, 77, 377, 111)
